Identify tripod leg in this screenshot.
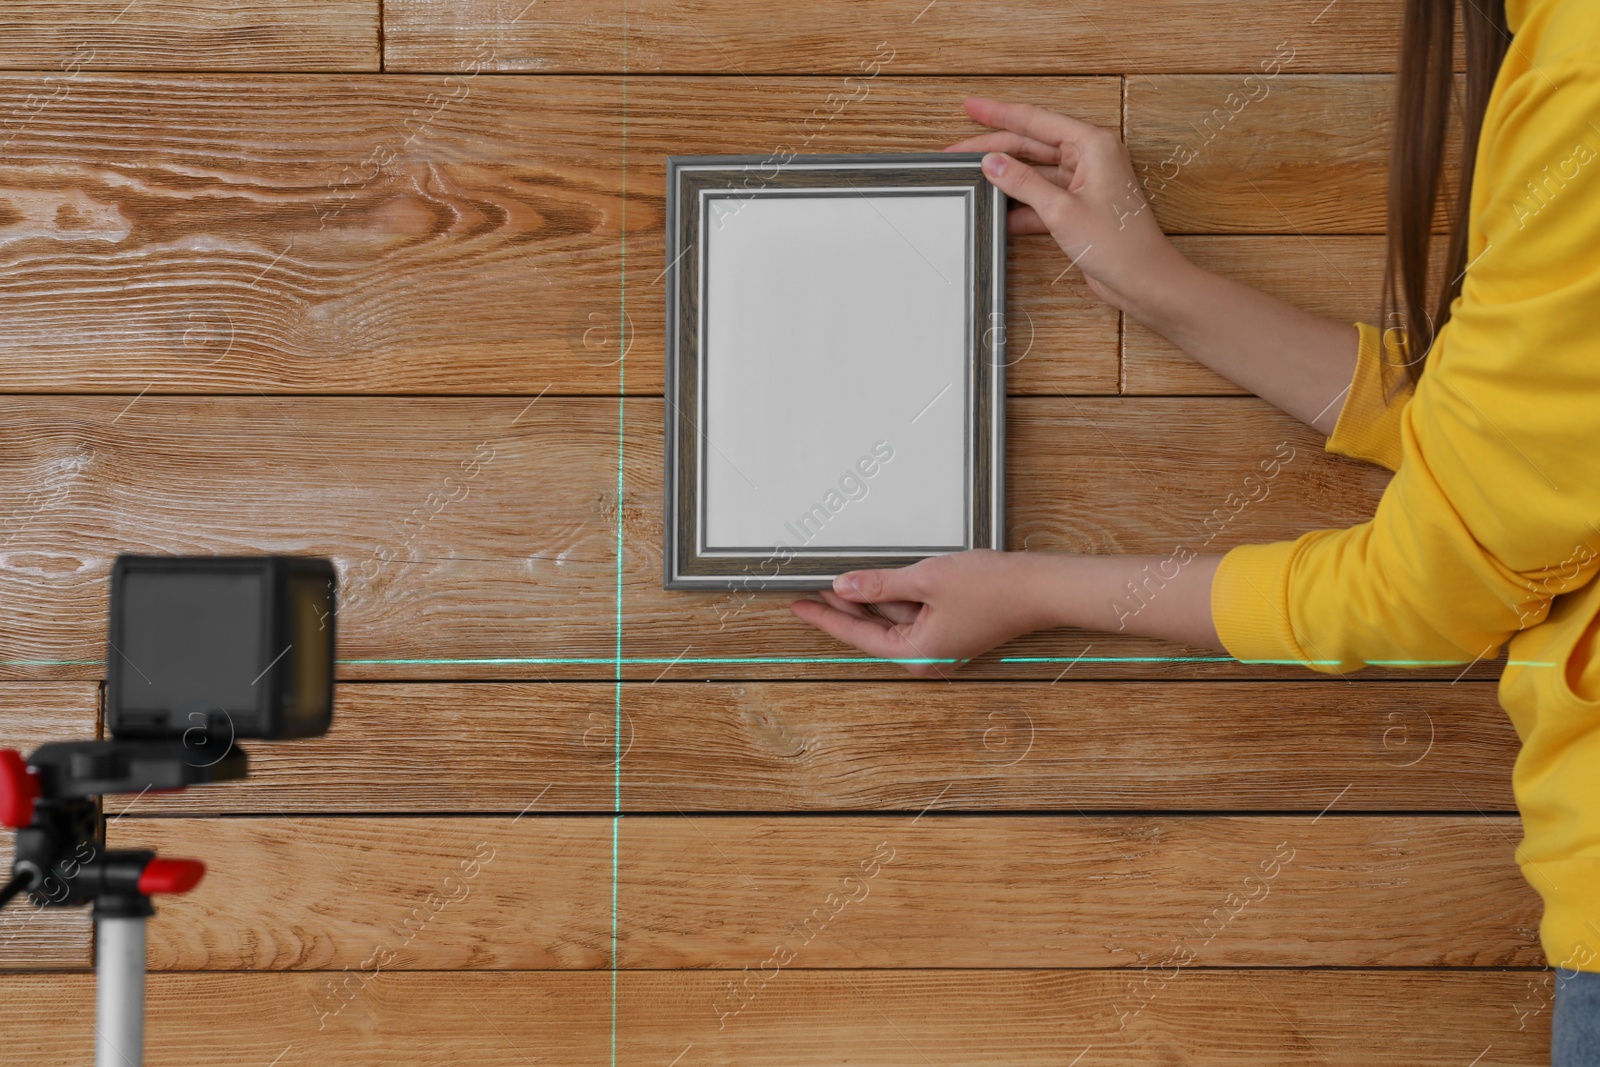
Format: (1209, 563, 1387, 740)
(95, 914, 146, 1067)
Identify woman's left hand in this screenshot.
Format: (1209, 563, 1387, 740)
(790, 550, 1055, 678)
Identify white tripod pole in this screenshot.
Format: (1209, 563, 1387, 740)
(95, 913, 146, 1067)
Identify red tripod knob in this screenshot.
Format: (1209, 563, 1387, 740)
(0, 749, 40, 829)
(138, 858, 206, 896)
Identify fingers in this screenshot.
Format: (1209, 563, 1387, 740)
(981, 152, 1070, 227)
(822, 588, 921, 627)
(946, 130, 1064, 167)
(948, 134, 1081, 197)
(947, 134, 1071, 194)
(790, 599, 912, 661)
(1007, 204, 1049, 235)
(818, 588, 877, 621)
(796, 583, 964, 678)
(872, 600, 922, 626)
(983, 157, 1070, 199)
(1026, 162, 1068, 188)
(833, 565, 928, 604)
(963, 96, 1105, 153)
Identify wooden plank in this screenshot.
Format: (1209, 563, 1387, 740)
(105, 682, 622, 815)
(115, 816, 613, 970)
(0, 1, 379, 72)
(0, 682, 97, 969)
(0, 396, 1422, 681)
(1124, 236, 1452, 394)
(0, 973, 609, 1065)
(103, 681, 1516, 815)
(0, 74, 1116, 395)
(615, 815, 1540, 969)
(111, 816, 1539, 970)
(640, 970, 1548, 1066)
(0, 970, 1548, 1065)
(384, 1, 1406, 75)
(1128, 75, 1388, 234)
(1127, 75, 1463, 235)
(1008, 235, 1120, 395)
(614, 680, 1515, 811)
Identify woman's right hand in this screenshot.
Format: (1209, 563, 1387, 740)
(950, 96, 1361, 435)
(946, 95, 1193, 316)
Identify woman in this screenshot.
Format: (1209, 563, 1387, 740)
(791, 0, 1599, 1059)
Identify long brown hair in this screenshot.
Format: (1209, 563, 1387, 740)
(1383, 0, 1509, 386)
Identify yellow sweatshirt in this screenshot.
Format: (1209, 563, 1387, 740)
(1211, 0, 1600, 974)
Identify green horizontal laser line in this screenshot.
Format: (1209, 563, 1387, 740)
(0, 656, 1559, 668)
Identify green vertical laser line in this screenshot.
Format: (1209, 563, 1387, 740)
(612, 10, 627, 1067)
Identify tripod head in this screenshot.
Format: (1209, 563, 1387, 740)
(0, 737, 247, 917)
(0, 555, 336, 918)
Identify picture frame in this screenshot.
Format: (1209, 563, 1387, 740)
(663, 152, 1006, 590)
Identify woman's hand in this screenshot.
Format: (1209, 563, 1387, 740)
(792, 550, 1227, 678)
(949, 94, 1360, 435)
(790, 550, 1056, 679)
(946, 95, 1192, 315)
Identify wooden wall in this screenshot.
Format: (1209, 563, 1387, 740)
(0, 2, 1547, 1063)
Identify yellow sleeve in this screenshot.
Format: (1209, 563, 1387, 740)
(1211, 59, 1600, 672)
(1325, 323, 1412, 472)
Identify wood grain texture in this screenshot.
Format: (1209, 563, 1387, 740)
(0, 970, 1549, 1065)
(612, 680, 1516, 812)
(1008, 235, 1119, 395)
(1124, 236, 1454, 394)
(100, 680, 1516, 815)
(384, 0, 1407, 75)
(0, 683, 97, 969)
(0, 11, 1538, 1065)
(0, 74, 1116, 394)
(1127, 75, 1459, 235)
(110, 816, 1539, 970)
(616, 815, 1541, 969)
(117, 816, 612, 970)
(0, 395, 1425, 681)
(0, 1, 379, 72)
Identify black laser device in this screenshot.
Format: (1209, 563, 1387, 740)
(107, 555, 335, 742)
(0, 555, 336, 1067)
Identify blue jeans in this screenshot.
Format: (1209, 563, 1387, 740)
(1555, 969, 1600, 1066)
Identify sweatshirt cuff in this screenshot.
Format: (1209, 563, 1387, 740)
(1211, 540, 1316, 667)
(1326, 322, 1412, 472)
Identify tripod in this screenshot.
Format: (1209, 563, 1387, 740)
(1, 738, 246, 1067)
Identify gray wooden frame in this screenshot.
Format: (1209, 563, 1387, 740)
(663, 152, 1006, 590)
